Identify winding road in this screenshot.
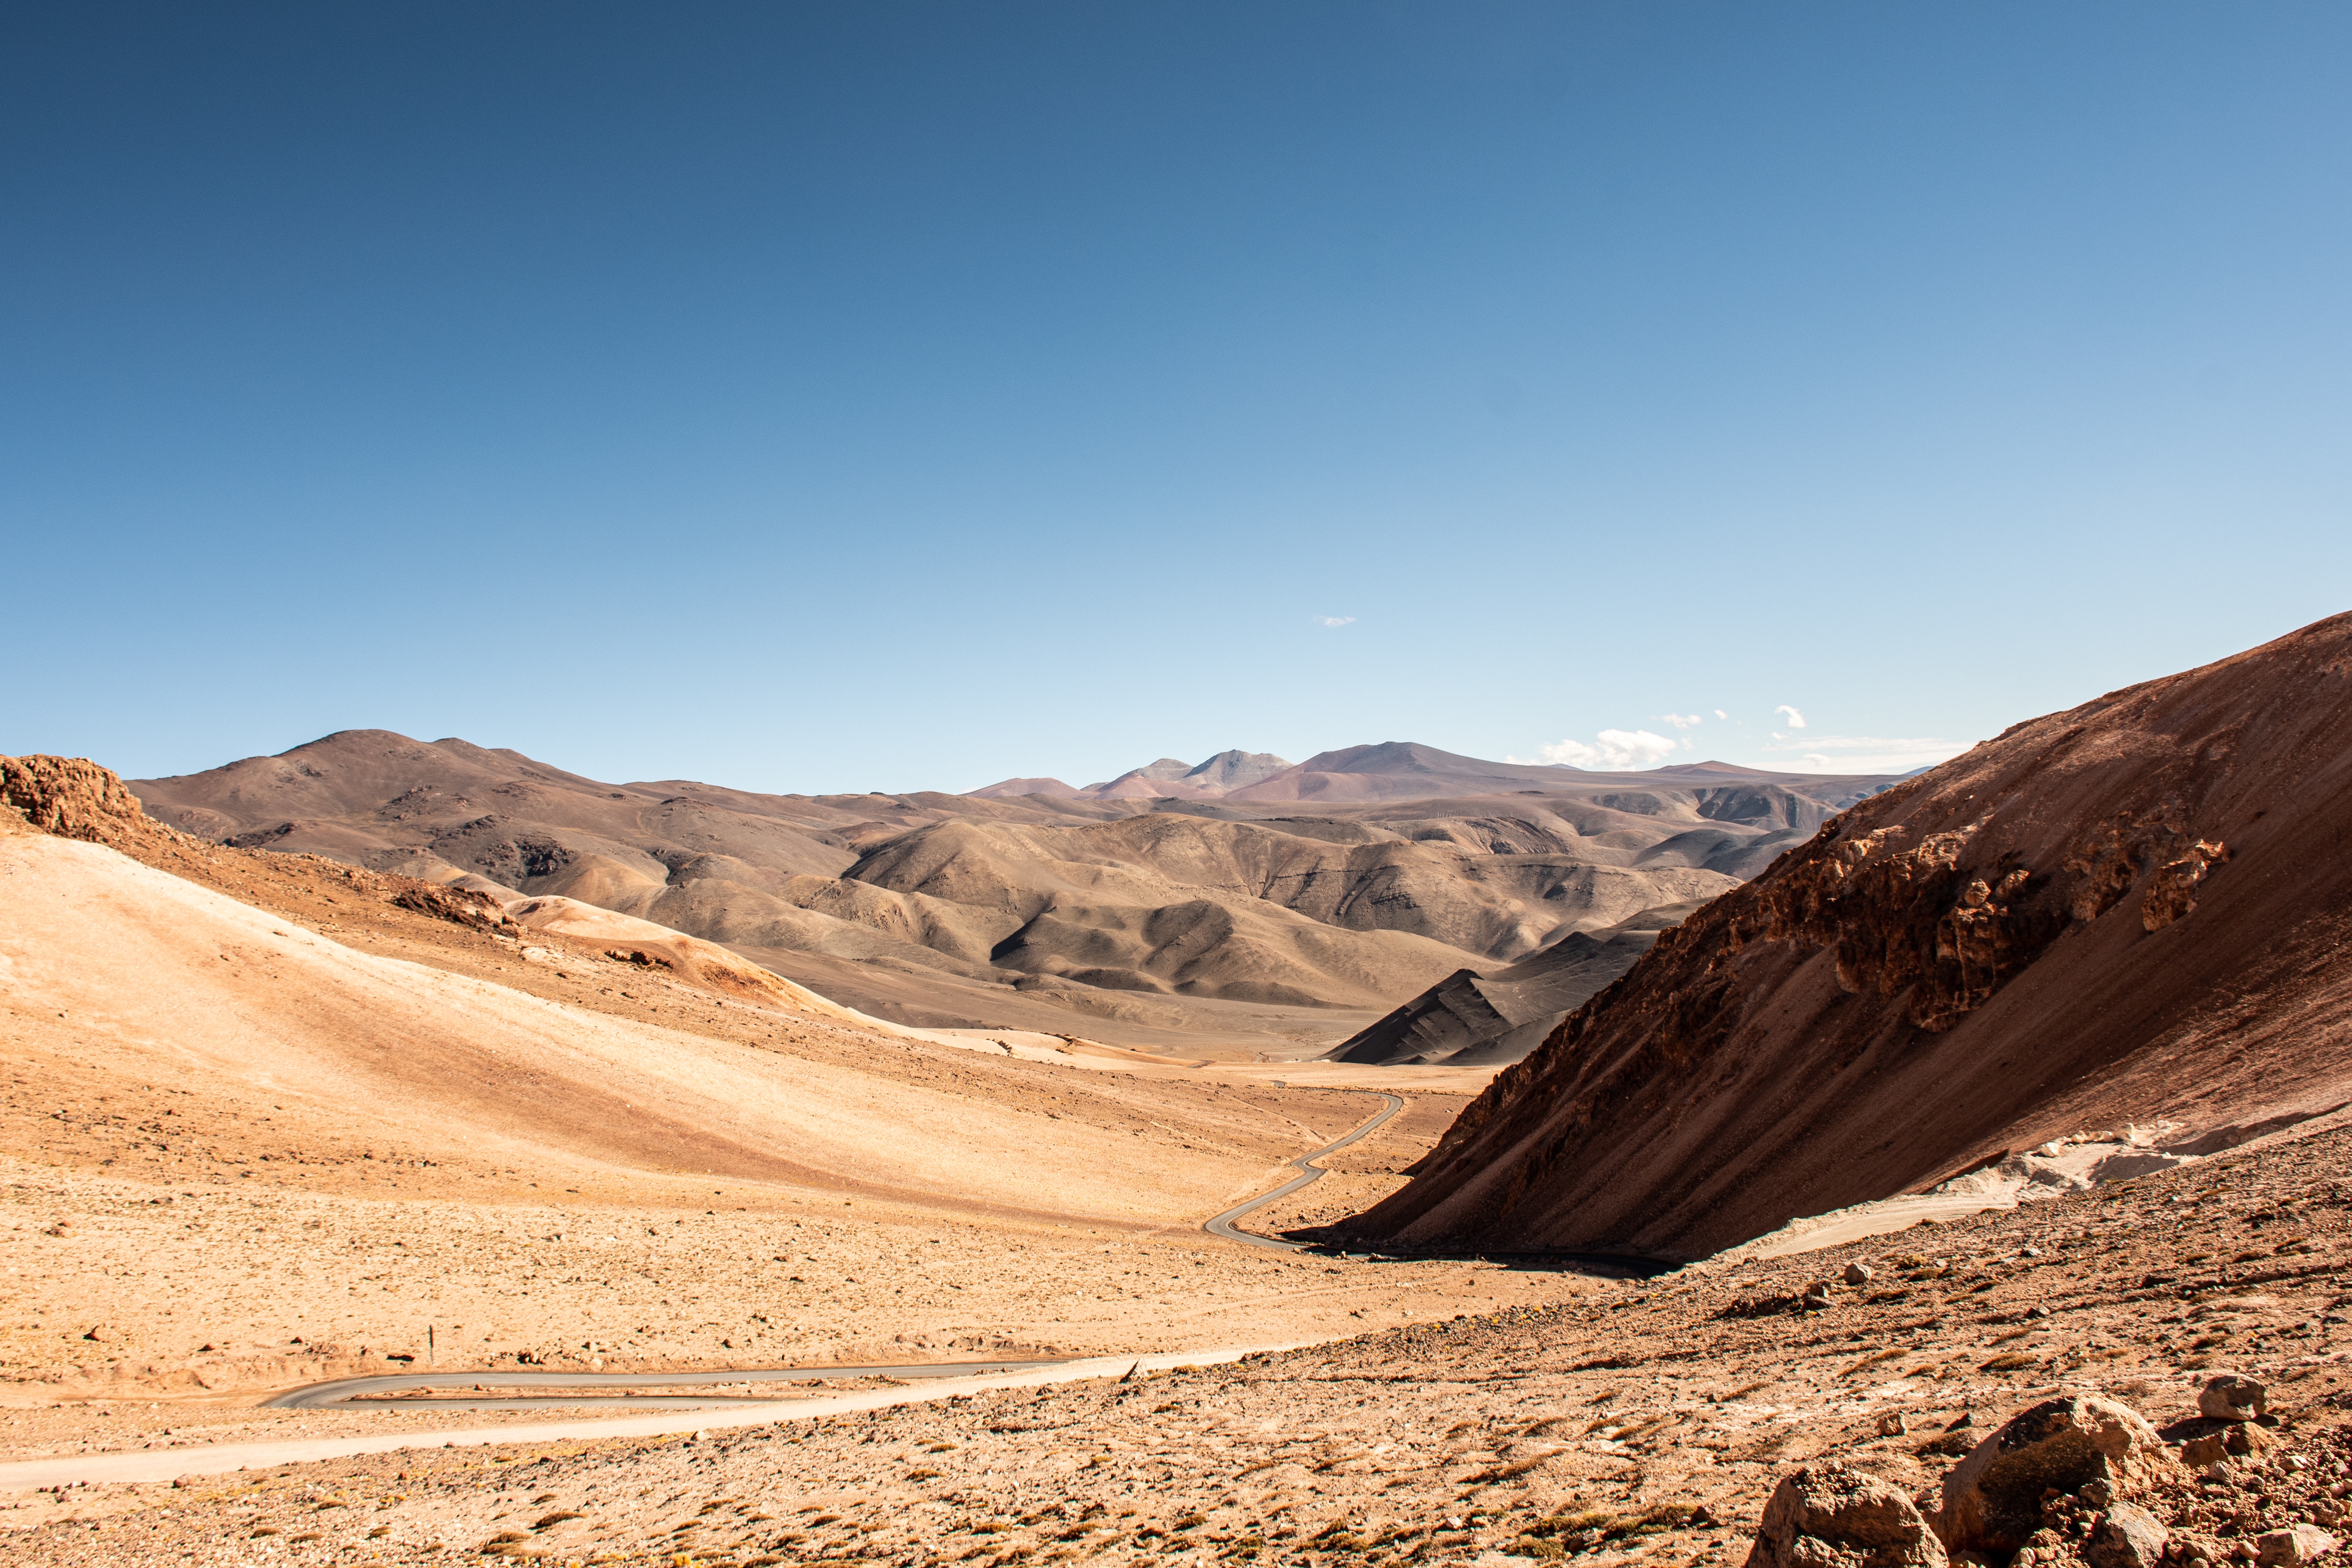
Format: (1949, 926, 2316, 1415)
(263, 1359, 1064, 1411)
(219, 1087, 1402, 1429)
(1202, 1088, 1405, 1251)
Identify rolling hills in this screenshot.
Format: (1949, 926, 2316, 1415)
(128, 736, 1900, 1051)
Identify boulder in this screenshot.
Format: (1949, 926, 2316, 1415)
(2257, 1526, 2339, 1568)
(1746, 1461, 1948, 1568)
(1937, 1397, 2182, 1557)
(1847, 1263, 1876, 1287)
(2087, 1503, 2170, 1568)
(2199, 1373, 2267, 1422)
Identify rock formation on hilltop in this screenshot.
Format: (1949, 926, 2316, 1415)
(1344, 612, 2352, 1259)
(1, 753, 171, 850)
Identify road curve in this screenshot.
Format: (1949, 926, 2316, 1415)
(1203, 1089, 1405, 1251)
(0, 1345, 1309, 1494)
(264, 1360, 1064, 1411)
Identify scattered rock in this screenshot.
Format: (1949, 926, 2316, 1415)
(1746, 1460, 1948, 1568)
(2257, 1526, 2339, 1568)
(1847, 1262, 1876, 1287)
(1937, 1396, 2181, 1557)
(2201, 1373, 2267, 1422)
(2087, 1502, 2170, 1568)
(1804, 1282, 1836, 1310)
(2182, 1434, 2230, 1468)
(1880, 1412, 1910, 1436)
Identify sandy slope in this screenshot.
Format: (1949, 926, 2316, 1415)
(0, 833, 1244, 1223)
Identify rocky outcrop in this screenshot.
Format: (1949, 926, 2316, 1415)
(2144, 840, 2229, 931)
(1344, 612, 2352, 1258)
(1, 753, 170, 849)
(1744, 1462, 1946, 1568)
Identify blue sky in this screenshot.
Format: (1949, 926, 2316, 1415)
(5, 3, 2347, 792)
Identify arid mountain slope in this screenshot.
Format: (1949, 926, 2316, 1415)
(1347, 612, 2352, 1260)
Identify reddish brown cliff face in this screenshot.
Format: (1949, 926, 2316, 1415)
(1344, 613, 2352, 1260)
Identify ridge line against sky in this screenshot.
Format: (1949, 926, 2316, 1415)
(3, 2, 2347, 795)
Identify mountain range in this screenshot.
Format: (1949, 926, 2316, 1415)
(128, 738, 1901, 1055)
(967, 749, 1295, 800)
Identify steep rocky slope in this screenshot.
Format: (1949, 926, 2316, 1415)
(1346, 613, 2352, 1260)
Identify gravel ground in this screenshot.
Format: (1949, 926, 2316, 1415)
(13, 1116, 2352, 1565)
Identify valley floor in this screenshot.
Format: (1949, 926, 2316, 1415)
(10, 1104, 2352, 1565)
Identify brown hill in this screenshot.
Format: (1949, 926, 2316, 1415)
(1342, 612, 2352, 1260)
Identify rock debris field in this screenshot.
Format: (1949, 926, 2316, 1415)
(16, 1119, 2352, 1567)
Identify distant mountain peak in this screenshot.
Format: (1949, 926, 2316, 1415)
(1067, 749, 1296, 799)
(1182, 749, 1292, 791)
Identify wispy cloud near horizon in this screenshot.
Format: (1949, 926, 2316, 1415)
(1762, 734, 1971, 773)
(1510, 728, 1679, 770)
(1312, 615, 1355, 627)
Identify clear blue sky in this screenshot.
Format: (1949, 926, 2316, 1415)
(6, 3, 2347, 793)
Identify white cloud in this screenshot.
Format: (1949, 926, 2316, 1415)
(1313, 615, 1355, 628)
(1714, 709, 1728, 720)
(1774, 704, 1807, 729)
(1657, 713, 1703, 729)
(1761, 734, 1973, 773)
(1513, 728, 1680, 771)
